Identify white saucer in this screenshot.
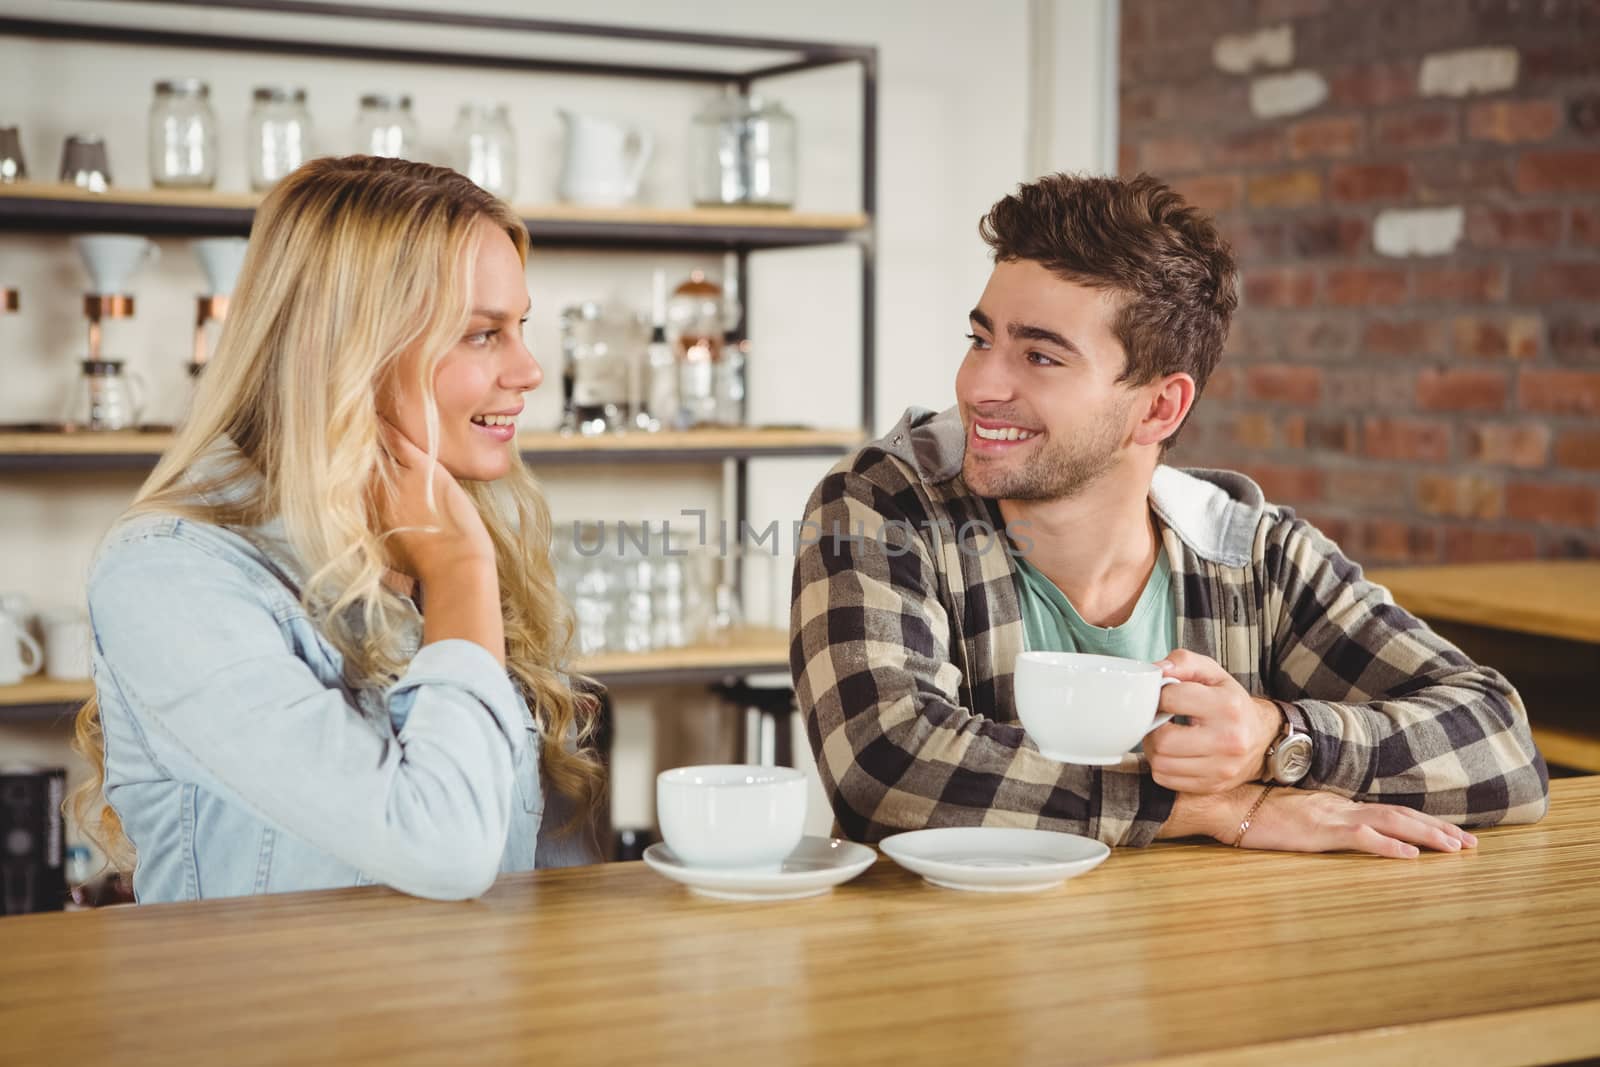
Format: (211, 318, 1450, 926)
(878, 827, 1110, 893)
(643, 836, 876, 901)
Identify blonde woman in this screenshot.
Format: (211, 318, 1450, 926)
(71, 155, 605, 902)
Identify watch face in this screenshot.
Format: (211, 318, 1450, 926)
(1277, 735, 1313, 783)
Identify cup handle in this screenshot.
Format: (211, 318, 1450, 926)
(624, 130, 654, 197)
(1141, 676, 1181, 736)
(128, 372, 147, 424)
(17, 631, 42, 675)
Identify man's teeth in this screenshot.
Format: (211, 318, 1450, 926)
(974, 425, 1038, 442)
(472, 414, 517, 427)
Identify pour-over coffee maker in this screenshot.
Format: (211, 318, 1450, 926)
(71, 234, 157, 430)
(190, 237, 248, 375)
(74, 234, 157, 364)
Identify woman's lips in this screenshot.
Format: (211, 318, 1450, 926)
(470, 419, 517, 443)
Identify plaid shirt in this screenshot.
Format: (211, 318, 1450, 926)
(790, 407, 1549, 847)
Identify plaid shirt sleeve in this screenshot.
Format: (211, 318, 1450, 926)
(1263, 514, 1549, 826)
(790, 458, 1176, 847)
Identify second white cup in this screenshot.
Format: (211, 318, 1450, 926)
(656, 764, 806, 871)
(41, 609, 92, 680)
(1013, 651, 1179, 765)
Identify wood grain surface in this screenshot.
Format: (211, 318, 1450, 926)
(3, 779, 1597, 1066)
(1368, 561, 1600, 645)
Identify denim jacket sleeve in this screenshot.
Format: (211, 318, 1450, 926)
(87, 523, 526, 900)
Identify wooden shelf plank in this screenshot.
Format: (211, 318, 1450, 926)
(576, 627, 790, 684)
(1367, 562, 1600, 646)
(0, 426, 862, 470)
(0, 628, 792, 717)
(0, 181, 869, 247)
(0, 675, 92, 708)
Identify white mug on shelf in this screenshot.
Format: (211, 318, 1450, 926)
(0, 611, 43, 684)
(0, 591, 34, 636)
(41, 609, 92, 681)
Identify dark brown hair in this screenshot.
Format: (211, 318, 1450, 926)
(978, 172, 1237, 445)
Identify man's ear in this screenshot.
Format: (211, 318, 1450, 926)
(1132, 373, 1196, 448)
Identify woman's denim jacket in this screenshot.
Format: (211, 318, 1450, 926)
(87, 464, 598, 904)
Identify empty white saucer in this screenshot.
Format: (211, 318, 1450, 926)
(643, 836, 876, 901)
(878, 827, 1110, 892)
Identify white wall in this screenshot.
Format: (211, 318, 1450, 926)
(0, 0, 1112, 846)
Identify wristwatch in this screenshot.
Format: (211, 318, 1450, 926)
(1263, 710, 1313, 785)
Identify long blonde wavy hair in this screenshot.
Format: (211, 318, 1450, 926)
(71, 155, 604, 870)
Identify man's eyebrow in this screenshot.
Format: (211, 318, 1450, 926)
(1009, 322, 1083, 357)
(969, 308, 993, 331)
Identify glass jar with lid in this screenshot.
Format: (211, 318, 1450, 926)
(249, 85, 312, 192)
(453, 101, 517, 200)
(149, 79, 218, 188)
(691, 90, 797, 208)
(356, 93, 417, 159)
(667, 271, 743, 428)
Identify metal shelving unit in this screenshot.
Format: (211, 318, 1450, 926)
(0, 1, 878, 714)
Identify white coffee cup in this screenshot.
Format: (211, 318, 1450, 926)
(41, 609, 92, 681)
(1013, 651, 1180, 765)
(656, 764, 806, 871)
(0, 611, 43, 685)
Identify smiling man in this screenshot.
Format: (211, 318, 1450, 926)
(790, 173, 1548, 857)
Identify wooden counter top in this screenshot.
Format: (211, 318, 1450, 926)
(1367, 560, 1600, 645)
(3, 780, 1597, 1065)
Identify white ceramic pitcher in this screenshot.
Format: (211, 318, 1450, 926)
(0, 610, 43, 684)
(557, 110, 653, 207)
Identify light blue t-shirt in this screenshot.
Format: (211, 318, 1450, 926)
(1013, 547, 1176, 661)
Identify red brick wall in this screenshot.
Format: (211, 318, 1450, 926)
(1121, 0, 1600, 562)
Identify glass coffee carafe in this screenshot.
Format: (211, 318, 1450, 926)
(560, 303, 643, 435)
(73, 359, 144, 431)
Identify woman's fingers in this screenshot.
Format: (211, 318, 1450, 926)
(378, 417, 424, 469)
